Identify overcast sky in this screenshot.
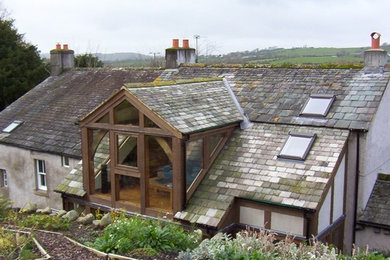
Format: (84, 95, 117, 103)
(2, 0, 390, 56)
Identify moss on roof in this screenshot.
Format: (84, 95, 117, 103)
(124, 77, 222, 88)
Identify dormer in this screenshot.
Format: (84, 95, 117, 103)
(79, 79, 242, 216)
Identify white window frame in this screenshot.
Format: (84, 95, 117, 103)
(62, 156, 70, 167)
(278, 132, 317, 161)
(0, 170, 7, 188)
(300, 94, 335, 117)
(36, 160, 47, 191)
(2, 120, 23, 133)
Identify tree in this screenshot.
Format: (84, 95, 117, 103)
(0, 12, 49, 111)
(74, 53, 104, 68)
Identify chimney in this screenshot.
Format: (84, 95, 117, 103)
(50, 43, 75, 76)
(364, 32, 388, 73)
(165, 38, 196, 69)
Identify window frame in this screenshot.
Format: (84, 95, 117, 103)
(2, 120, 23, 133)
(61, 156, 70, 168)
(300, 94, 335, 117)
(35, 159, 47, 191)
(278, 132, 317, 161)
(0, 170, 7, 188)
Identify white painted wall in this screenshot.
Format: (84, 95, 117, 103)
(239, 206, 264, 228)
(0, 144, 79, 209)
(359, 80, 390, 214)
(333, 156, 345, 221)
(318, 187, 331, 233)
(271, 212, 304, 236)
(356, 227, 390, 253)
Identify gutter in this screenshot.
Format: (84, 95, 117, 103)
(353, 131, 360, 244)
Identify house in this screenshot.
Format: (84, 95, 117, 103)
(1, 36, 390, 252)
(355, 174, 390, 252)
(0, 44, 161, 209)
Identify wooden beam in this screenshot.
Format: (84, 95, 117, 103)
(155, 137, 173, 163)
(172, 137, 185, 213)
(139, 134, 146, 214)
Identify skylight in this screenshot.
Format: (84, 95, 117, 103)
(278, 132, 316, 160)
(301, 94, 335, 117)
(2, 120, 23, 133)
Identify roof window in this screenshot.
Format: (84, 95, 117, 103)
(278, 132, 316, 160)
(2, 120, 23, 133)
(300, 94, 335, 117)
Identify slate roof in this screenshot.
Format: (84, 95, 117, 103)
(160, 67, 390, 130)
(359, 174, 390, 227)
(0, 68, 160, 157)
(127, 80, 243, 134)
(54, 160, 85, 197)
(175, 123, 349, 227)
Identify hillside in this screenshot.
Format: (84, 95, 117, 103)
(201, 44, 390, 65)
(41, 44, 390, 67)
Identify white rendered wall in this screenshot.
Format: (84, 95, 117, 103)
(0, 144, 79, 209)
(333, 156, 345, 221)
(356, 227, 390, 253)
(239, 206, 264, 228)
(271, 212, 304, 236)
(318, 187, 331, 233)
(359, 80, 390, 214)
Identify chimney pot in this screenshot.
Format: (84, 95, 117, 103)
(56, 43, 61, 50)
(172, 39, 179, 48)
(371, 32, 381, 49)
(63, 44, 69, 50)
(182, 39, 189, 48)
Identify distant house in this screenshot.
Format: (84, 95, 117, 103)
(0, 36, 390, 252)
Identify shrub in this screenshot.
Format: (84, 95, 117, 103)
(180, 229, 388, 260)
(0, 197, 12, 220)
(7, 213, 70, 231)
(90, 215, 200, 254)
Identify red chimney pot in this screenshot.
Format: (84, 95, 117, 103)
(56, 43, 61, 50)
(371, 32, 381, 49)
(183, 39, 189, 48)
(172, 39, 179, 48)
(63, 44, 69, 50)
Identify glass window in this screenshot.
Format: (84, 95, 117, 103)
(114, 100, 139, 125)
(279, 133, 316, 160)
(91, 130, 110, 172)
(209, 133, 224, 157)
(118, 175, 140, 205)
(144, 115, 159, 128)
(186, 138, 203, 190)
(95, 164, 111, 195)
(36, 159, 47, 191)
(147, 136, 172, 211)
(2, 120, 23, 133)
(96, 113, 110, 124)
(0, 170, 7, 188)
(62, 156, 70, 167)
(301, 95, 335, 116)
(117, 135, 137, 167)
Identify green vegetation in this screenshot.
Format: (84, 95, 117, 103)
(89, 215, 200, 254)
(0, 228, 38, 259)
(200, 45, 390, 66)
(179, 230, 388, 260)
(6, 211, 69, 231)
(0, 12, 49, 111)
(75, 53, 104, 68)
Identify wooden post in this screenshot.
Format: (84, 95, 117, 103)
(110, 131, 116, 208)
(172, 137, 186, 213)
(139, 134, 146, 214)
(81, 128, 94, 195)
